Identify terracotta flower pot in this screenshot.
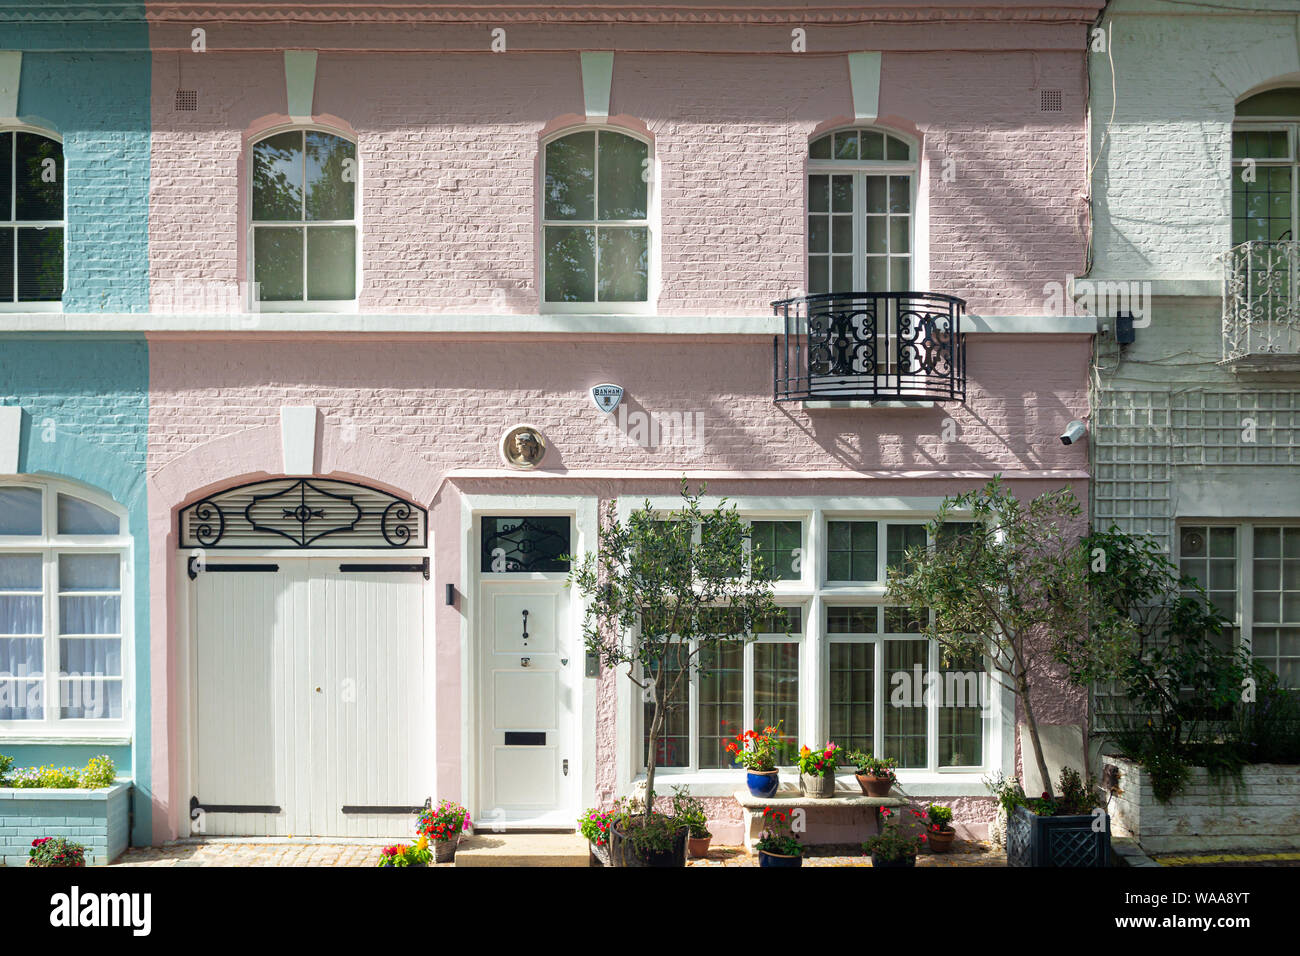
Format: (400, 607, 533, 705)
(928, 828, 956, 853)
(800, 771, 837, 798)
(856, 773, 893, 797)
(687, 835, 712, 859)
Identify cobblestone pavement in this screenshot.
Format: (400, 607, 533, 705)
(110, 842, 388, 867)
(110, 840, 1004, 867)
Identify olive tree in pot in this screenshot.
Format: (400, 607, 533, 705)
(569, 481, 781, 868)
(885, 478, 1104, 802)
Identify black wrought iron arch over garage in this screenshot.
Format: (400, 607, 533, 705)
(178, 478, 428, 550)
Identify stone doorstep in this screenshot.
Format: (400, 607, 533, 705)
(453, 832, 589, 867)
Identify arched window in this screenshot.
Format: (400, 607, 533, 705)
(1, 129, 64, 306)
(0, 480, 129, 727)
(542, 128, 650, 307)
(251, 128, 357, 305)
(807, 128, 916, 294)
(1232, 88, 1299, 247)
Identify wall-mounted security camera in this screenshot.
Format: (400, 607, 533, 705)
(1060, 420, 1088, 446)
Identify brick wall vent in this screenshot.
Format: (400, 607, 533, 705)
(175, 90, 198, 111)
(1039, 89, 1063, 112)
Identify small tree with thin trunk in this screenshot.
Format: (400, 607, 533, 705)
(569, 482, 781, 819)
(885, 478, 1093, 798)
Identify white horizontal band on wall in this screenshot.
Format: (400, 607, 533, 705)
(0, 313, 1099, 335)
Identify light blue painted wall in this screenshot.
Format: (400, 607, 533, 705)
(0, 783, 131, 865)
(0, 4, 152, 845)
(0, 339, 150, 848)
(3, 2, 151, 311)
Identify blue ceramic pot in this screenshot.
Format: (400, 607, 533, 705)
(746, 769, 779, 798)
(758, 849, 803, 868)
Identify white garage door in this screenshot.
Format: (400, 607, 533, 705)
(191, 557, 429, 837)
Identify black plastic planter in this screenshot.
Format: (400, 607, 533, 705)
(608, 822, 688, 868)
(1006, 805, 1110, 867)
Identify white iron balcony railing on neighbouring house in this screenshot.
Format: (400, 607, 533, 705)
(1223, 240, 1300, 366)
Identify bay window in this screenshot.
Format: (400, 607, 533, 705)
(0, 481, 129, 730)
(634, 502, 995, 779)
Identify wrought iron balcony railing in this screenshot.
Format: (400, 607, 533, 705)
(1223, 240, 1300, 365)
(772, 291, 966, 403)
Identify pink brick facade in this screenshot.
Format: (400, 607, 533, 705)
(140, 2, 1102, 845)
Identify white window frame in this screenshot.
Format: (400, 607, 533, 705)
(807, 126, 918, 295)
(1177, 520, 1300, 686)
(639, 606, 807, 776)
(1231, 120, 1298, 246)
(617, 495, 1010, 797)
(0, 478, 132, 740)
(0, 125, 65, 313)
(247, 124, 361, 313)
(539, 125, 656, 315)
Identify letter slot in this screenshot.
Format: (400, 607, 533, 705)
(504, 731, 546, 746)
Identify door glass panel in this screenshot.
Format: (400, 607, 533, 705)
(481, 516, 571, 572)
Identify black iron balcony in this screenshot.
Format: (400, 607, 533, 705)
(772, 291, 966, 403)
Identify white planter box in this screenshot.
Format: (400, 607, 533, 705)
(1108, 757, 1300, 854)
(0, 782, 131, 865)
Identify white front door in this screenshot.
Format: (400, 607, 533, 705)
(192, 557, 430, 837)
(478, 580, 575, 827)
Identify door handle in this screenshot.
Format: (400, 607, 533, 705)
(521, 608, 529, 643)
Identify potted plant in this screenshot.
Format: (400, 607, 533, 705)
(570, 484, 781, 836)
(670, 787, 713, 858)
(28, 836, 86, 868)
(729, 724, 786, 797)
(755, 806, 803, 868)
(377, 836, 433, 867)
(863, 807, 926, 867)
(417, 799, 471, 863)
(992, 767, 1110, 868)
(608, 797, 688, 868)
(579, 807, 614, 866)
(927, 803, 956, 853)
(796, 741, 843, 798)
(849, 750, 897, 797)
